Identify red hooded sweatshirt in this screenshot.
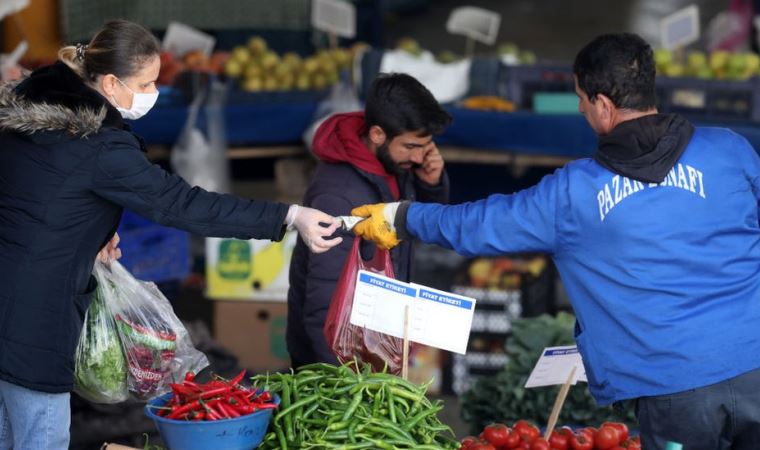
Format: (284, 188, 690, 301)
(311, 111, 400, 200)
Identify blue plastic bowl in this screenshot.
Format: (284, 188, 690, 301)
(145, 392, 280, 450)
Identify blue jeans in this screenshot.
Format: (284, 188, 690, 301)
(0, 379, 70, 450)
(637, 367, 760, 450)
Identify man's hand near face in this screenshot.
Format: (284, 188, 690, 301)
(414, 142, 444, 186)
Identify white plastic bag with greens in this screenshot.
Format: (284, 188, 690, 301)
(73, 269, 129, 403)
(96, 261, 209, 401)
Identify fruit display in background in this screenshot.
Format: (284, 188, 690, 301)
(498, 42, 539, 65)
(157, 49, 230, 86)
(223, 35, 361, 93)
(655, 48, 760, 80)
(397, 37, 424, 57)
(395, 37, 540, 65)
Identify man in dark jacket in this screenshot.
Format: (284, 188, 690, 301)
(287, 73, 452, 367)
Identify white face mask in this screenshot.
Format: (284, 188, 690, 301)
(111, 77, 158, 120)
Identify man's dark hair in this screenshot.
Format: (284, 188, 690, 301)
(364, 73, 452, 139)
(573, 33, 657, 111)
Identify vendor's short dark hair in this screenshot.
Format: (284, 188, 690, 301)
(573, 33, 657, 111)
(365, 73, 452, 139)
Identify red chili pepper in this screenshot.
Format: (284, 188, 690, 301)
(214, 402, 230, 419)
(256, 403, 278, 410)
(167, 400, 202, 419)
(232, 392, 252, 406)
(220, 402, 240, 418)
(185, 371, 195, 382)
(229, 369, 246, 386)
(232, 404, 254, 415)
(192, 411, 206, 421)
(199, 386, 232, 399)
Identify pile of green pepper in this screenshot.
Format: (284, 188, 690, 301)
(251, 361, 459, 450)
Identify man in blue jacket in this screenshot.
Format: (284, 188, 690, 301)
(286, 73, 451, 368)
(352, 34, 760, 449)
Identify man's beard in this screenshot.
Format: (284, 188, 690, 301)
(376, 141, 406, 175)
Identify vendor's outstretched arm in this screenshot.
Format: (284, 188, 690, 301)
(403, 170, 563, 256)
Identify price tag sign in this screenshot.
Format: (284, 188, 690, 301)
(311, 0, 356, 39)
(349, 271, 476, 354)
(660, 4, 700, 50)
(163, 22, 215, 57)
(446, 6, 501, 45)
(525, 346, 588, 388)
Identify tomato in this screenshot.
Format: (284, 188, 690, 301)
(530, 438, 551, 450)
(557, 426, 576, 438)
(569, 432, 594, 450)
(516, 439, 532, 450)
(621, 438, 641, 450)
(460, 436, 479, 449)
(602, 422, 629, 443)
(548, 430, 569, 450)
(513, 420, 541, 442)
(470, 442, 496, 450)
(594, 426, 620, 450)
(610, 447, 626, 450)
(483, 423, 512, 447)
(504, 430, 522, 449)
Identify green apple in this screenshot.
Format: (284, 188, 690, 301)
(247, 36, 268, 56)
(498, 42, 519, 56)
(296, 74, 311, 91)
(686, 51, 707, 69)
(242, 76, 263, 92)
(663, 63, 685, 77)
(519, 50, 537, 65)
(224, 59, 243, 78)
(709, 50, 730, 72)
(654, 48, 673, 67)
(232, 46, 251, 65)
(397, 37, 422, 57)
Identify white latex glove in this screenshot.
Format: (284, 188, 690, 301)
(286, 205, 342, 253)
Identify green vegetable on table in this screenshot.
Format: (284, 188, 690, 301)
(252, 361, 459, 450)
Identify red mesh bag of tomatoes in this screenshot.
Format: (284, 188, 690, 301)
(323, 237, 416, 374)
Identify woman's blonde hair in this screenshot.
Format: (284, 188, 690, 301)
(58, 19, 160, 82)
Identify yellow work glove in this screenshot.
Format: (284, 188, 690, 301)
(351, 202, 401, 250)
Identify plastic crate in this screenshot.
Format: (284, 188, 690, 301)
(655, 76, 760, 122)
(117, 210, 191, 283)
(500, 63, 575, 109)
(467, 57, 505, 97)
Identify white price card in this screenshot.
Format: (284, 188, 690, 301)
(349, 271, 476, 354)
(349, 271, 418, 339)
(660, 4, 700, 50)
(525, 346, 588, 388)
(410, 284, 476, 354)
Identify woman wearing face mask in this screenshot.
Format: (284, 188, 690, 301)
(0, 20, 341, 450)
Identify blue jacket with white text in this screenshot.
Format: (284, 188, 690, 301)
(405, 126, 760, 405)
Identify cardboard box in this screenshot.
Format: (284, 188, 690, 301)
(214, 300, 290, 372)
(206, 232, 297, 301)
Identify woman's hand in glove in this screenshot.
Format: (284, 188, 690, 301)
(97, 232, 122, 263)
(350, 203, 401, 250)
(287, 205, 342, 253)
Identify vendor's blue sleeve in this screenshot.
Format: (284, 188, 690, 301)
(405, 169, 567, 256)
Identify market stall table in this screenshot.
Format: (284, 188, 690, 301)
(133, 100, 760, 166)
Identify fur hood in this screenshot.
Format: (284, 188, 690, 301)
(0, 62, 124, 138)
